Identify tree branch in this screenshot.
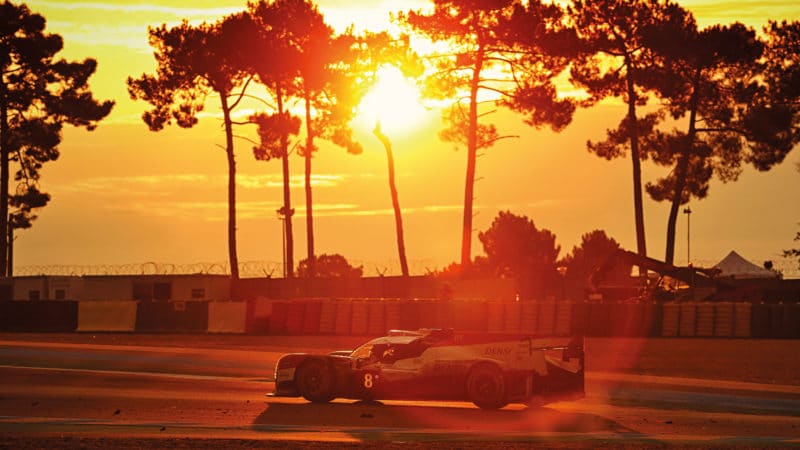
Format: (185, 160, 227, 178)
(228, 74, 255, 110)
(479, 134, 519, 148)
(231, 93, 276, 111)
(477, 109, 498, 118)
(695, 126, 747, 135)
(233, 134, 259, 146)
(2, 66, 24, 76)
(476, 84, 512, 98)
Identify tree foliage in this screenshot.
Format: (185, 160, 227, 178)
(250, 112, 302, 162)
(297, 253, 363, 278)
(478, 210, 560, 279)
(759, 20, 800, 154)
(127, 17, 249, 131)
(560, 230, 629, 293)
(0, 1, 113, 275)
(247, 0, 364, 155)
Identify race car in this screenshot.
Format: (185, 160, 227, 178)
(270, 328, 584, 409)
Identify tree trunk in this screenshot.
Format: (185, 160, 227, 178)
(461, 45, 485, 272)
(374, 123, 409, 278)
(277, 88, 294, 278)
(665, 72, 701, 265)
(220, 94, 239, 281)
(6, 223, 11, 277)
(665, 149, 691, 265)
(0, 81, 9, 277)
(626, 68, 648, 272)
(304, 95, 315, 278)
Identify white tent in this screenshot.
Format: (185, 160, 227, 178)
(713, 251, 777, 279)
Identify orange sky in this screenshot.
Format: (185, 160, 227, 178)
(14, 0, 800, 277)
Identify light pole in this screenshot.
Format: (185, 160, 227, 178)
(683, 206, 692, 265)
(556, 266, 567, 301)
(276, 206, 293, 278)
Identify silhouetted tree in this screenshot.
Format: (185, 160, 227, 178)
(0, 1, 113, 275)
(560, 230, 628, 296)
(245, 0, 363, 279)
(297, 253, 362, 278)
(359, 33, 420, 279)
(765, 20, 800, 275)
(254, 0, 363, 278)
(127, 15, 250, 280)
(644, 21, 796, 264)
(250, 110, 301, 277)
(478, 211, 559, 298)
(239, 1, 306, 278)
(373, 122, 410, 278)
(400, 0, 575, 271)
(570, 0, 692, 267)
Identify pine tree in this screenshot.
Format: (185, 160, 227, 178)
(0, 1, 113, 275)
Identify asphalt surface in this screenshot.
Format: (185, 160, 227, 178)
(1, 335, 799, 448)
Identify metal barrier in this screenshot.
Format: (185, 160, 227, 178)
(302, 300, 322, 335)
(333, 300, 353, 335)
(733, 302, 752, 337)
(351, 300, 369, 335)
(696, 303, 715, 337)
(679, 303, 697, 337)
(4, 298, 799, 338)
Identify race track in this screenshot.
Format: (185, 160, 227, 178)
(1, 336, 799, 448)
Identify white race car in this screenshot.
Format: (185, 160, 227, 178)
(271, 329, 584, 409)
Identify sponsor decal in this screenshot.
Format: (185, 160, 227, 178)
(484, 346, 513, 357)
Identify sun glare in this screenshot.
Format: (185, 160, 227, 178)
(356, 66, 429, 137)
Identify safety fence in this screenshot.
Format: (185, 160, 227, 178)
(0, 299, 799, 338)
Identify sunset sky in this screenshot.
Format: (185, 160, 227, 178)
(14, 0, 800, 277)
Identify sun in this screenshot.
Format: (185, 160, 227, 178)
(356, 66, 430, 137)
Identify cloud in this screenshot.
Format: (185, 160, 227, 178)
(115, 199, 284, 221)
(31, 1, 240, 19)
(31, 1, 242, 52)
(55, 174, 211, 196)
(114, 200, 360, 221)
(55, 173, 346, 196)
(681, 1, 800, 27)
(46, 20, 151, 51)
(311, 203, 462, 218)
(420, 204, 462, 213)
(237, 174, 346, 189)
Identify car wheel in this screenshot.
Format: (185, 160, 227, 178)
(295, 359, 336, 403)
(466, 363, 508, 410)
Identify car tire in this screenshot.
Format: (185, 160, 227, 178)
(295, 359, 336, 403)
(466, 363, 508, 410)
